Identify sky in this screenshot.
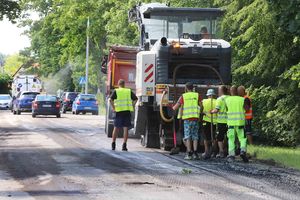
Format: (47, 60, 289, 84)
(0, 18, 30, 55)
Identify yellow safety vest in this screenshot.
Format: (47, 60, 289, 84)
(216, 95, 228, 124)
(202, 98, 217, 124)
(114, 88, 133, 112)
(181, 92, 199, 120)
(225, 96, 245, 126)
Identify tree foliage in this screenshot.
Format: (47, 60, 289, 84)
(0, 0, 21, 22)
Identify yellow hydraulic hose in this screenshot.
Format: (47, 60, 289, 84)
(159, 91, 173, 123)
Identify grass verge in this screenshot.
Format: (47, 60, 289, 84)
(248, 145, 300, 170)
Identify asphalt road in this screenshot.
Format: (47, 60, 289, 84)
(0, 110, 299, 200)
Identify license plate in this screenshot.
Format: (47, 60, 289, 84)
(42, 105, 52, 108)
(84, 107, 91, 109)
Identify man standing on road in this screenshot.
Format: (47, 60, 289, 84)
(173, 82, 202, 160)
(211, 85, 230, 158)
(238, 86, 253, 145)
(109, 79, 137, 151)
(225, 86, 250, 162)
(201, 89, 217, 159)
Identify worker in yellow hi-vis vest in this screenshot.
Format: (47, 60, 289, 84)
(173, 82, 202, 160)
(225, 86, 250, 163)
(201, 89, 217, 159)
(109, 79, 137, 151)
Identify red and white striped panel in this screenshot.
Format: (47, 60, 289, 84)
(144, 64, 154, 83)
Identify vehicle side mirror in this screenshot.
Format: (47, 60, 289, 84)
(101, 55, 108, 74)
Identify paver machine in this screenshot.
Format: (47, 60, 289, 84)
(128, 3, 232, 150)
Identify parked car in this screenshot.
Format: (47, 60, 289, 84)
(60, 92, 79, 113)
(72, 94, 98, 115)
(32, 94, 61, 118)
(12, 91, 40, 115)
(0, 94, 12, 110)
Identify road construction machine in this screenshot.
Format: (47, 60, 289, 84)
(103, 3, 231, 150)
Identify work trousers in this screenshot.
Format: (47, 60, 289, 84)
(227, 126, 247, 156)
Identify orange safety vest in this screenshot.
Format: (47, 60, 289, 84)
(244, 95, 253, 120)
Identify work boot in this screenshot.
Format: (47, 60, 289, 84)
(112, 142, 116, 150)
(240, 151, 249, 163)
(184, 152, 193, 160)
(193, 152, 200, 160)
(216, 151, 225, 159)
(202, 152, 211, 160)
(227, 155, 235, 163)
(122, 143, 128, 151)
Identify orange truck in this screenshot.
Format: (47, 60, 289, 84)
(101, 46, 139, 137)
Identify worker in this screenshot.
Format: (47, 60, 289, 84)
(211, 85, 230, 158)
(200, 26, 210, 39)
(225, 86, 249, 162)
(173, 82, 202, 160)
(238, 86, 253, 145)
(109, 79, 137, 151)
(201, 89, 217, 159)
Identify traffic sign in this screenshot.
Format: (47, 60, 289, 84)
(79, 77, 86, 85)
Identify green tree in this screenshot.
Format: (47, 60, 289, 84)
(3, 54, 24, 75)
(0, 0, 21, 22)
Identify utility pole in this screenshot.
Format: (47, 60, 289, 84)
(85, 17, 90, 94)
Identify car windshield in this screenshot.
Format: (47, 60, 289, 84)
(21, 93, 39, 98)
(68, 93, 78, 100)
(80, 95, 96, 101)
(144, 15, 220, 40)
(36, 95, 57, 102)
(0, 95, 11, 100)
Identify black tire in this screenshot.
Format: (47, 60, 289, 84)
(82, 111, 86, 115)
(72, 111, 75, 115)
(141, 108, 160, 148)
(13, 110, 16, 115)
(75, 110, 79, 115)
(159, 124, 173, 151)
(56, 114, 61, 118)
(32, 113, 36, 118)
(17, 110, 21, 115)
(92, 111, 98, 115)
(106, 122, 114, 138)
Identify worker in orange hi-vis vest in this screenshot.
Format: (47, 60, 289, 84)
(237, 86, 253, 145)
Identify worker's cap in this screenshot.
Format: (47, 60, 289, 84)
(185, 82, 194, 90)
(206, 89, 216, 96)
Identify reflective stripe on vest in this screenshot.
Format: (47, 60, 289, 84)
(202, 98, 217, 123)
(181, 92, 199, 119)
(225, 96, 245, 126)
(216, 95, 228, 124)
(115, 88, 133, 112)
(244, 95, 253, 120)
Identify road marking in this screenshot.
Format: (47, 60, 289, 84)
(37, 172, 53, 185)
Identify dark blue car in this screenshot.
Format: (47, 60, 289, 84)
(12, 91, 40, 115)
(32, 95, 61, 118)
(72, 94, 98, 115)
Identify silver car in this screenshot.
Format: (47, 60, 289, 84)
(0, 94, 12, 110)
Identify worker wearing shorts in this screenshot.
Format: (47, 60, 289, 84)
(202, 89, 217, 159)
(213, 85, 230, 158)
(173, 82, 202, 160)
(109, 79, 137, 151)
